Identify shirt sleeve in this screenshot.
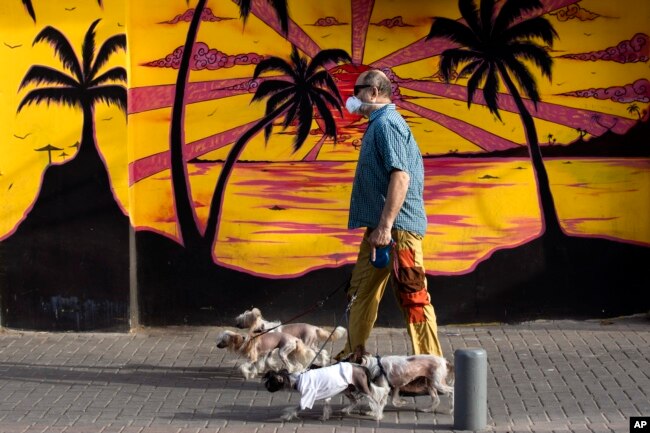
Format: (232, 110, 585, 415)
(377, 120, 410, 174)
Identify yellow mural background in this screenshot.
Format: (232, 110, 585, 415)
(1, 0, 649, 277)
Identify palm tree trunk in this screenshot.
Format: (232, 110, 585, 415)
(169, 0, 207, 250)
(76, 100, 108, 184)
(202, 101, 292, 259)
(496, 64, 563, 240)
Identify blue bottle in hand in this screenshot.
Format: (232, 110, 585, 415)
(370, 241, 394, 268)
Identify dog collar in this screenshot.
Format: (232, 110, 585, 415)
(375, 355, 393, 389)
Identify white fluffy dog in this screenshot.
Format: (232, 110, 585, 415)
(356, 352, 455, 414)
(263, 364, 388, 421)
(235, 307, 347, 349)
(215, 330, 325, 379)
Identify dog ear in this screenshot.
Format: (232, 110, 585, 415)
(251, 307, 261, 317)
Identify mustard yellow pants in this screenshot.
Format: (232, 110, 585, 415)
(342, 229, 443, 357)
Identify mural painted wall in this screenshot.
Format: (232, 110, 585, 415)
(1, 0, 649, 330)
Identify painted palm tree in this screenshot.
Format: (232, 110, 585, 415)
(627, 103, 641, 120)
(427, 0, 563, 239)
(170, 0, 290, 251)
(21, 0, 103, 22)
(201, 46, 351, 257)
(17, 20, 126, 172)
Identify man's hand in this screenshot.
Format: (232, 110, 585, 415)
(368, 226, 392, 262)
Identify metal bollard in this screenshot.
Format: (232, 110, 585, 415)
(453, 348, 487, 431)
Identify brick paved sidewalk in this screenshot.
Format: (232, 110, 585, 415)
(0, 316, 648, 433)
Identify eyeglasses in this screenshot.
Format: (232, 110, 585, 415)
(354, 84, 373, 96)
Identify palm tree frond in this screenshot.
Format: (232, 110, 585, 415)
(479, 0, 495, 36)
(280, 96, 300, 130)
(493, 0, 542, 34)
(508, 42, 553, 80)
(238, 0, 253, 24)
(466, 61, 489, 107)
(502, 56, 539, 104)
(439, 48, 482, 82)
(238, 0, 289, 35)
(251, 79, 294, 102)
(310, 90, 338, 141)
(483, 63, 501, 120)
(308, 70, 343, 103)
(90, 34, 127, 80)
(289, 46, 308, 80)
(89, 67, 127, 87)
(293, 97, 314, 152)
(88, 85, 127, 112)
(261, 87, 294, 115)
(19, 65, 80, 90)
(17, 87, 80, 112)
(22, 0, 36, 22)
(427, 17, 480, 48)
(458, 59, 483, 79)
(33, 26, 83, 81)
(459, 0, 482, 36)
(310, 86, 343, 116)
(501, 17, 558, 47)
(82, 19, 101, 80)
(269, 0, 289, 35)
(265, 95, 295, 141)
(305, 49, 351, 78)
(253, 57, 296, 80)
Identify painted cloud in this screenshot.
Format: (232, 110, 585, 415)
(160, 7, 234, 24)
(144, 43, 264, 70)
(559, 78, 650, 103)
(549, 4, 600, 21)
(559, 33, 649, 63)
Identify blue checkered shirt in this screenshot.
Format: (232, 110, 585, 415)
(348, 104, 427, 236)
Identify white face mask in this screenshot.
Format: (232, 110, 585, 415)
(345, 96, 385, 114)
(345, 96, 363, 114)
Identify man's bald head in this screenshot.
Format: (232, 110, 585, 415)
(356, 70, 392, 99)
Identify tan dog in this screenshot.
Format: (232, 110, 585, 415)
(216, 330, 322, 379)
(351, 347, 455, 414)
(234, 307, 347, 349)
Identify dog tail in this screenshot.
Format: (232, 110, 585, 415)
(315, 325, 347, 341)
(291, 341, 316, 369)
(445, 359, 455, 386)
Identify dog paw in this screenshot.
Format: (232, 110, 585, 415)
(392, 399, 407, 407)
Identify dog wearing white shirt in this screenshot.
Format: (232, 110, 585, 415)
(262, 363, 388, 421)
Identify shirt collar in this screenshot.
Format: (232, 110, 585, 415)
(368, 103, 395, 123)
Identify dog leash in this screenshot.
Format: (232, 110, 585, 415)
(249, 275, 351, 341)
(304, 281, 362, 370)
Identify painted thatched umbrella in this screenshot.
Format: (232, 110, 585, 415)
(59, 151, 69, 161)
(35, 144, 62, 164)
